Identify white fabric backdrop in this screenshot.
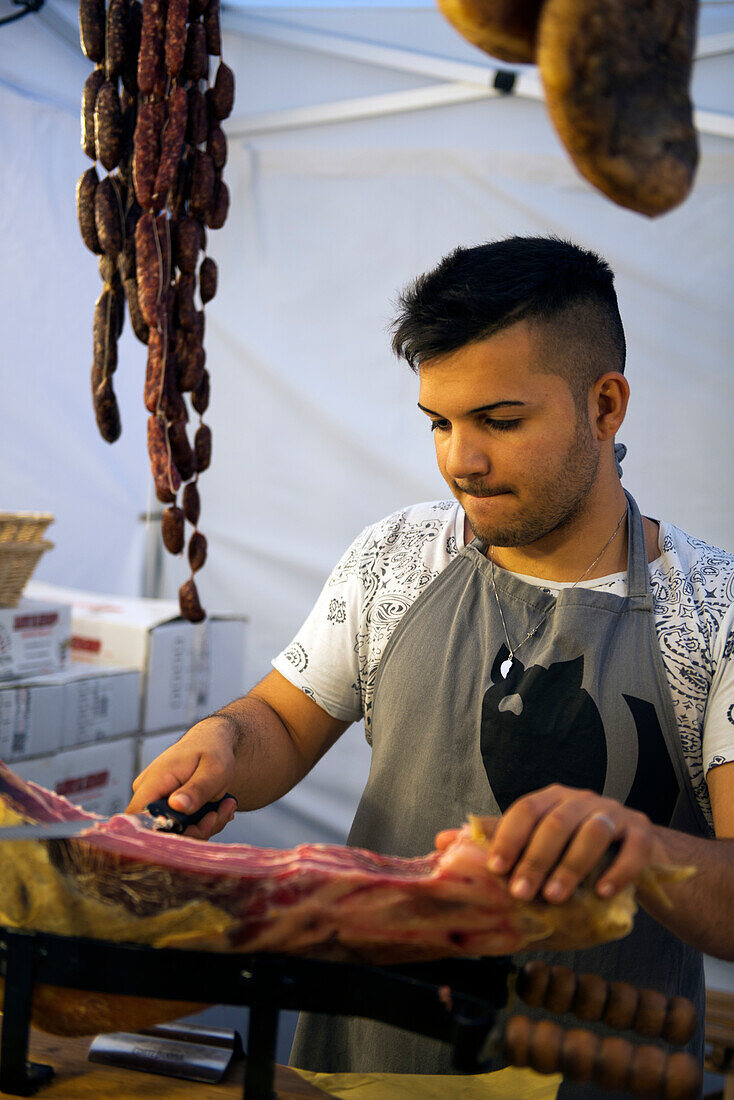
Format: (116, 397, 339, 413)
(1, 4, 733, 851)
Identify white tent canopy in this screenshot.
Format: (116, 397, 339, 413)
(1, 1, 733, 851)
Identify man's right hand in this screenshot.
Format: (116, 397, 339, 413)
(126, 716, 239, 840)
(126, 670, 351, 841)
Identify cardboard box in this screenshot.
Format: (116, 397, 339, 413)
(0, 678, 64, 760)
(53, 664, 141, 748)
(0, 598, 71, 681)
(14, 737, 136, 816)
(137, 729, 184, 772)
(26, 582, 248, 733)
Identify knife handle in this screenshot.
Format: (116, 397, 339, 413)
(146, 794, 237, 833)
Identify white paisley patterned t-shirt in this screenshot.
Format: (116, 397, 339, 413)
(273, 501, 734, 831)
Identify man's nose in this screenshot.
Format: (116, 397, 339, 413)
(444, 428, 491, 480)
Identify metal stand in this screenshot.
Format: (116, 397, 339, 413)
(0, 932, 54, 1096)
(0, 929, 513, 1099)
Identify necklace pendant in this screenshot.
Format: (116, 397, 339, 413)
(500, 656, 513, 679)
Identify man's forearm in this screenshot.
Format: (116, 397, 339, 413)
(637, 826, 734, 960)
(212, 694, 314, 811)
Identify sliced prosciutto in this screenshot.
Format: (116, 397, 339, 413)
(0, 761, 691, 1035)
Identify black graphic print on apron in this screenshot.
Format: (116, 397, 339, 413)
(481, 646, 608, 811)
(481, 644, 680, 826)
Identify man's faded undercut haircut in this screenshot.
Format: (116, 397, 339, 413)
(391, 236, 626, 405)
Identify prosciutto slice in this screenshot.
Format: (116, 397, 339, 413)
(0, 761, 690, 1035)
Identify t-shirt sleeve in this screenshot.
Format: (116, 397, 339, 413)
(271, 528, 368, 724)
(701, 603, 734, 775)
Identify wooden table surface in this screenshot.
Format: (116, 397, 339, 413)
(0, 1030, 336, 1100)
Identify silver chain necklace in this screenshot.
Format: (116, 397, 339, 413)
(490, 506, 628, 679)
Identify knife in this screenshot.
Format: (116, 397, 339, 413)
(0, 794, 237, 841)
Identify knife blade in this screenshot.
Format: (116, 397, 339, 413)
(0, 794, 237, 841)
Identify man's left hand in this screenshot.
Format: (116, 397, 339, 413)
(486, 784, 654, 903)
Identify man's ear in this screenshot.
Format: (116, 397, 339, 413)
(590, 372, 629, 441)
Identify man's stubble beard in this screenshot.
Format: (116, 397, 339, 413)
(459, 419, 601, 549)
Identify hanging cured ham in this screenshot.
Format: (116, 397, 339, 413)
(436, 0, 699, 216)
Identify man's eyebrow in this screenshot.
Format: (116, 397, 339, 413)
(417, 400, 527, 416)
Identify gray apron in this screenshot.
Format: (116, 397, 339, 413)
(291, 492, 708, 1097)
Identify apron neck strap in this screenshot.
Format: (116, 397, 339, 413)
(624, 490, 651, 598)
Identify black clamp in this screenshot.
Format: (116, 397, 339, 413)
(493, 70, 517, 95)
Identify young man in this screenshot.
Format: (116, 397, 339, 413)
(129, 238, 734, 1090)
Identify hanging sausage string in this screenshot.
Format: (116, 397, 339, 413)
(76, 0, 234, 622)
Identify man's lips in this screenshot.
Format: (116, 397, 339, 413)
(454, 486, 512, 498)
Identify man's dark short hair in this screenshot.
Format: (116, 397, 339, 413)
(391, 236, 626, 403)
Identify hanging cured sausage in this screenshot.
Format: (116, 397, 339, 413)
(76, 0, 235, 620)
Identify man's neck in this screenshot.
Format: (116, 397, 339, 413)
(463, 494, 660, 582)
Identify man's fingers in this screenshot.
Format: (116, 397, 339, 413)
(167, 768, 229, 815)
(503, 800, 602, 900)
(485, 787, 655, 904)
(536, 811, 622, 902)
(184, 798, 237, 841)
(487, 785, 567, 875)
(595, 819, 653, 898)
(126, 765, 196, 815)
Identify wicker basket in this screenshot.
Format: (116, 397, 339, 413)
(0, 513, 54, 607)
(0, 512, 54, 544)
